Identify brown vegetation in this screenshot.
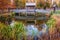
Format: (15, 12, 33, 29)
(0, 0, 16, 9)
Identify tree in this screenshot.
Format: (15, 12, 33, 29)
(37, 0, 45, 8)
(0, 0, 15, 9)
(15, 0, 25, 9)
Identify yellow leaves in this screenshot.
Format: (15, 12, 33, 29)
(0, 23, 6, 29)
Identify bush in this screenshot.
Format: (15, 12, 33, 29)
(55, 10, 60, 14)
(46, 14, 56, 34)
(45, 2, 50, 8)
(0, 22, 26, 40)
(46, 18, 56, 28)
(37, 1, 51, 9)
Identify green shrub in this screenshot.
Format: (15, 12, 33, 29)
(0, 22, 26, 40)
(46, 16, 56, 28)
(55, 10, 60, 14)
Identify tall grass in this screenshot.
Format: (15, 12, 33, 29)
(0, 22, 26, 40)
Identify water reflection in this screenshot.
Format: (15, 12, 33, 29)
(39, 23, 48, 36)
(10, 20, 15, 28)
(10, 21, 48, 36)
(26, 24, 39, 36)
(26, 23, 48, 36)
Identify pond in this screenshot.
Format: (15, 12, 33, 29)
(10, 20, 48, 37)
(25, 23, 48, 37)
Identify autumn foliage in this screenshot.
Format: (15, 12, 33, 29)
(0, 0, 16, 9)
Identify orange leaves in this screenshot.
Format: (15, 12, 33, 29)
(0, 0, 16, 9)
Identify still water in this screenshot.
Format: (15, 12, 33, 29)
(26, 23, 48, 36)
(10, 21, 48, 36)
